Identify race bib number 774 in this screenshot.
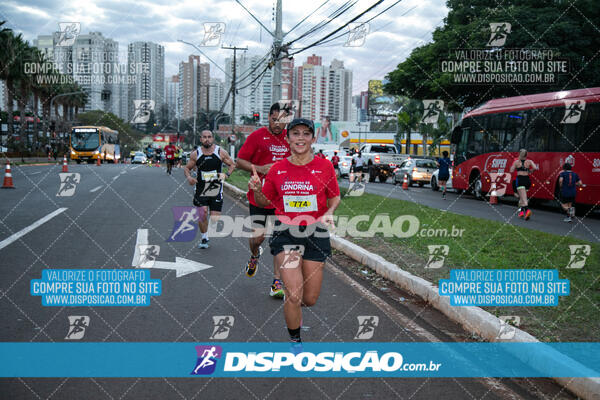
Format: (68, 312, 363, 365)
(283, 195, 318, 212)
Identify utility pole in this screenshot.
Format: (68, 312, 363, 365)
(222, 45, 247, 140)
(272, 0, 283, 102)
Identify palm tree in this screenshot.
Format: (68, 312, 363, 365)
(396, 99, 421, 155)
(0, 28, 28, 137)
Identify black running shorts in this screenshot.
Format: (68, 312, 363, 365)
(193, 193, 223, 211)
(269, 221, 331, 263)
(249, 203, 276, 227)
(512, 175, 531, 191)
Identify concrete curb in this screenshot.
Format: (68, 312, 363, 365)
(329, 234, 600, 400)
(223, 181, 247, 202)
(221, 182, 599, 399)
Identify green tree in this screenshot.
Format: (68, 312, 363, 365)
(385, 0, 600, 110)
(396, 99, 422, 154)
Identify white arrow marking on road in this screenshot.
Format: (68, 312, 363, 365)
(0, 208, 68, 251)
(150, 257, 213, 277)
(90, 185, 103, 193)
(132, 229, 213, 277)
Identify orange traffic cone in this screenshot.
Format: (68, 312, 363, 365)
(96, 156, 101, 166)
(489, 182, 498, 205)
(62, 155, 68, 172)
(2, 163, 15, 189)
(402, 174, 409, 190)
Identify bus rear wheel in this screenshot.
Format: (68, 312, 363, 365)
(470, 173, 484, 200)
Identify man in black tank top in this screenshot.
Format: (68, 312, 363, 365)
(184, 130, 235, 249)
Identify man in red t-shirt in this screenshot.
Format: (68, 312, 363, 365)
(236, 103, 291, 298)
(164, 142, 177, 175)
(331, 151, 340, 177)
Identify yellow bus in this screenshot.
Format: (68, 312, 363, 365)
(70, 126, 121, 163)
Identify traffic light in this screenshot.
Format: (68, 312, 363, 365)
(253, 112, 260, 122)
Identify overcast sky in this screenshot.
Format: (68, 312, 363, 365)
(1, 0, 448, 94)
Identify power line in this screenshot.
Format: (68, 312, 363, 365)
(234, 0, 275, 38)
(285, 0, 386, 57)
(286, 0, 359, 46)
(284, 0, 333, 37)
(316, 1, 410, 48)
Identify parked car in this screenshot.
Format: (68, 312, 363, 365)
(338, 155, 353, 177)
(431, 168, 453, 191)
(132, 151, 147, 164)
(393, 158, 438, 187)
(358, 144, 406, 183)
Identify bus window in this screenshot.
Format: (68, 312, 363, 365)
(467, 129, 484, 159)
(487, 130, 502, 152)
(581, 103, 600, 152)
(455, 127, 469, 165)
(549, 107, 578, 152)
(525, 109, 551, 152)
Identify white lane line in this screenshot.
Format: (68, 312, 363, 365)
(120, 169, 127, 174)
(90, 186, 103, 193)
(0, 208, 68, 251)
(131, 229, 148, 266)
(29, 171, 42, 175)
(130, 165, 140, 170)
(112, 175, 119, 181)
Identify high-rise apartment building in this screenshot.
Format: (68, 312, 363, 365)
(127, 41, 165, 122)
(165, 75, 179, 123)
(178, 55, 210, 120)
(295, 55, 352, 122)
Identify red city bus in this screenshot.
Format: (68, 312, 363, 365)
(450, 88, 600, 210)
